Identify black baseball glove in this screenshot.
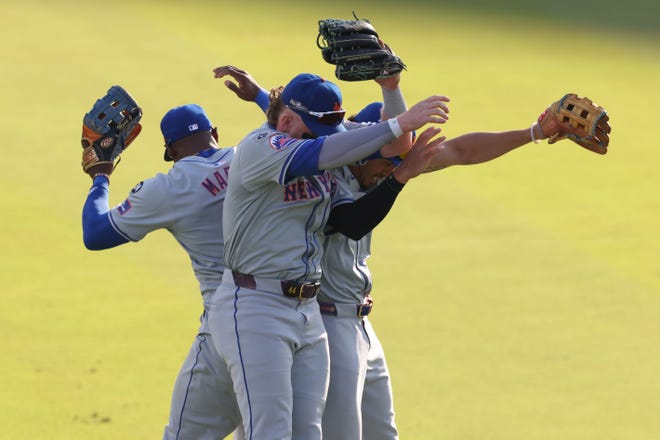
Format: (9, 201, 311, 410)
(317, 15, 406, 82)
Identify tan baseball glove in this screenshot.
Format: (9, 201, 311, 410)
(538, 93, 611, 154)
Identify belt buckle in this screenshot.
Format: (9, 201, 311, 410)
(357, 296, 373, 317)
(284, 283, 306, 300)
(283, 281, 319, 299)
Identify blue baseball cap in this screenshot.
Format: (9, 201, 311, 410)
(280, 73, 347, 137)
(161, 104, 213, 161)
(353, 102, 383, 123)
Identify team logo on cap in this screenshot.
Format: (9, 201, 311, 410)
(188, 123, 199, 132)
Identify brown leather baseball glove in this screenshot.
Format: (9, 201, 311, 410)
(538, 93, 611, 154)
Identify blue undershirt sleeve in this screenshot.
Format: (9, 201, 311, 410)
(254, 88, 270, 113)
(286, 138, 325, 179)
(82, 176, 129, 250)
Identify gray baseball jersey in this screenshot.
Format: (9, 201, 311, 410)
(319, 165, 399, 440)
(209, 124, 353, 440)
(108, 147, 243, 440)
(318, 165, 372, 304)
(110, 148, 232, 304)
(221, 124, 353, 281)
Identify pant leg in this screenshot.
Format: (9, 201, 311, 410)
(162, 328, 242, 440)
(291, 299, 330, 440)
(209, 283, 328, 440)
(321, 313, 370, 440)
(231, 424, 245, 440)
(361, 318, 398, 440)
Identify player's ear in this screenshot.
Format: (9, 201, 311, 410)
(276, 110, 293, 132)
(211, 127, 219, 142)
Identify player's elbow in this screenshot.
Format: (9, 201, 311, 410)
(82, 220, 126, 251)
(83, 232, 105, 251)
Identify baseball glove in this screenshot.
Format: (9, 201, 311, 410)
(539, 93, 611, 155)
(317, 15, 406, 82)
(81, 85, 142, 171)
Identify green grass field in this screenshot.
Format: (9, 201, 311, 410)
(2, 0, 659, 438)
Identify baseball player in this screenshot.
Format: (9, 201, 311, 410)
(82, 102, 254, 439)
(318, 94, 599, 439)
(206, 67, 449, 440)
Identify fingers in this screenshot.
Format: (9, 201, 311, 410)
(408, 127, 445, 162)
(212, 65, 248, 79)
(422, 95, 451, 121)
(413, 126, 443, 146)
(414, 96, 450, 123)
(416, 127, 447, 156)
(224, 80, 240, 94)
(212, 65, 231, 78)
(394, 127, 446, 182)
(398, 95, 452, 133)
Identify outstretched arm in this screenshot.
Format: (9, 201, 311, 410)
(425, 128, 533, 172)
(374, 74, 414, 158)
(424, 97, 599, 172)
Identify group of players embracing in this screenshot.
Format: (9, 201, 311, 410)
(80, 18, 609, 440)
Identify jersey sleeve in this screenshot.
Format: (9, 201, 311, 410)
(254, 88, 270, 113)
(235, 127, 325, 190)
(108, 174, 173, 241)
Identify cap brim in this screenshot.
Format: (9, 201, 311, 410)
(302, 114, 346, 137)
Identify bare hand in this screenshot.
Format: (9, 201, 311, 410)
(392, 127, 446, 184)
(213, 65, 262, 102)
(396, 95, 450, 133)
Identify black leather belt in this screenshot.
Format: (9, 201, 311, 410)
(232, 271, 320, 300)
(319, 296, 373, 318)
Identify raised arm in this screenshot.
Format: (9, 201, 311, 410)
(374, 74, 415, 158)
